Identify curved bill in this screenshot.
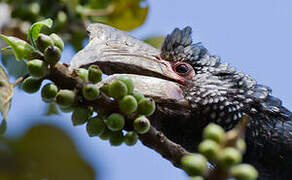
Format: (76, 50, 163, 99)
(69, 23, 188, 106)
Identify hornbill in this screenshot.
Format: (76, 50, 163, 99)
(69, 24, 292, 180)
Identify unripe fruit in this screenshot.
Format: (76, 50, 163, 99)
(36, 34, 53, 52)
(21, 76, 42, 93)
(198, 139, 220, 161)
(109, 131, 124, 146)
(203, 123, 225, 143)
(99, 127, 111, 140)
(133, 116, 150, 134)
(189, 176, 203, 180)
(133, 91, 144, 103)
(82, 84, 100, 101)
(218, 147, 242, 168)
(100, 84, 110, 96)
(59, 106, 74, 113)
(109, 80, 128, 99)
(49, 33, 64, 51)
(117, 76, 134, 94)
(77, 68, 88, 82)
(181, 153, 208, 176)
(56, 90, 76, 108)
(27, 59, 48, 78)
(41, 83, 58, 103)
(137, 98, 156, 116)
(124, 131, 139, 146)
(105, 113, 125, 131)
(231, 164, 258, 180)
(71, 107, 90, 126)
(236, 139, 247, 153)
(88, 65, 102, 83)
(44, 45, 61, 65)
(86, 116, 105, 137)
(119, 95, 137, 114)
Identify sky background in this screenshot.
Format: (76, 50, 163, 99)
(2, 0, 292, 180)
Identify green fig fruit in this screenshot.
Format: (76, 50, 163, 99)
(27, 59, 48, 78)
(181, 153, 208, 177)
(230, 164, 258, 180)
(105, 113, 125, 131)
(133, 116, 150, 134)
(137, 98, 156, 116)
(41, 83, 58, 103)
(36, 34, 53, 52)
(109, 80, 128, 99)
(21, 76, 42, 93)
(124, 131, 139, 146)
(203, 123, 225, 144)
(109, 131, 124, 146)
(82, 84, 100, 101)
(71, 107, 90, 126)
(117, 75, 134, 94)
(86, 116, 105, 137)
(44, 45, 61, 65)
(88, 65, 102, 83)
(119, 95, 137, 114)
(55, 89, 76, 108)
(49, 33, 64, 51)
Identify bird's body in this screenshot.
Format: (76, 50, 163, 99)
(70, 24, 292, 180)
(158, 27, 292, 179)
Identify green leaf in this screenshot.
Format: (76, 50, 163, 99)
(103, 0, 149, 31)
(144, 36, 164, 49)
(0, 124, 95, 179)
(1, 35, 34, 61)
(0, 65, 13, 122)
(28, 18, 53, 48)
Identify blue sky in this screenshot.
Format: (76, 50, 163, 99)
(3, 0, 292, 180)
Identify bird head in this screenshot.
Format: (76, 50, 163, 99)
(69, 24, 267, 151)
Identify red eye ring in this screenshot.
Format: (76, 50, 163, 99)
(173, 62, 192, 76)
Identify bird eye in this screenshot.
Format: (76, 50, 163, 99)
(174, 63, 189, 74)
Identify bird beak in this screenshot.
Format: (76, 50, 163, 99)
(69, 23, 189, 107)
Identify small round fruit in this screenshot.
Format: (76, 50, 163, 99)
(86, 116, 105, 137)
(109, 80, 128, 99)
(133, 116, 150, 134)
(109, 131, 124, 146)
(27, 59, 48, 78)
(181, 153, 208, 176)
(236, 139, 247, 153)
(82, 84, 100, 101)
(49, 33, 64, 51)
(55, 90, 76, 108)
(119, 95, 137, 114)
(124, 131, 139, 146)
(117, 75, 134, 94)
(203, 123, 225, 143)
(59, 106, 74, 113)
(35, 33, 53, 52)
(105, 113, 125, 131)
(218, 147, 242, 168)
(230, 164, 258, 180)
(99, 127, 111, 140)
(133, 91, 144, 103)
(71, 107, 90, 126)
(41, 83, 58, 103)
(88, 65, 102, 83)
(44, 45, 61, 65)
(198, 139, 220, 161)
(100, 84, 110, 96)
(137, 98, 156, 116)
(189, 176, 203, 180)
(77, 68, 88, 82)
(21, 76, 42, 93)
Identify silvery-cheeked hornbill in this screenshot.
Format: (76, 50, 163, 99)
(69, 24, 292, 180)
